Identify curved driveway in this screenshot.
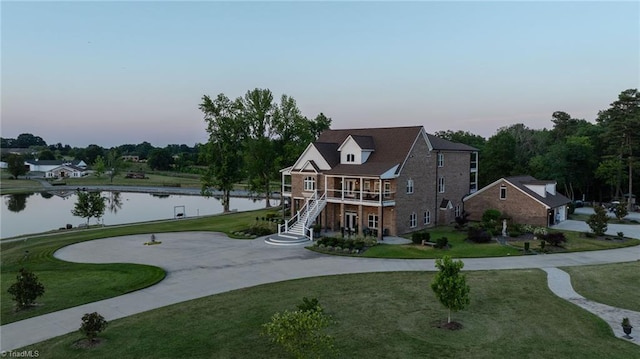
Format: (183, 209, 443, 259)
(1, 231, 639, 351)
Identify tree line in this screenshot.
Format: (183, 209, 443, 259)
(437, 88, 639, 206)
(3, 88, 637, 207)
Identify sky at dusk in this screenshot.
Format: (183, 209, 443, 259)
(1, 1, 638, 148)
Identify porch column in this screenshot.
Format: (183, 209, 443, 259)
(378, 206, 383, 241)
(358, 204, 363, 236)
(360, 178, 364, 203)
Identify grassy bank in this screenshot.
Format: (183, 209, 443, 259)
(19, 270, 638, 358)
(0, 207, 280, 325)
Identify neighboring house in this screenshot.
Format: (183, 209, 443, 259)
(280, 126, 478, 239)
(0, 161, 7, 169)
(463, 175, 571, 227)
(46, 164, 86, 178)
(25, 159, 88, 173)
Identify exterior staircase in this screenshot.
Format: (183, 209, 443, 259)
(265, 191, 326, 245)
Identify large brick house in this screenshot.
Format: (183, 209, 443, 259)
(463, 176, 571, 227)
(279, 126, 478, 239)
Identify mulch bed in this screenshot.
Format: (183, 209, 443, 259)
(72, 338, 106, 349)
(433, 320, 463, 330)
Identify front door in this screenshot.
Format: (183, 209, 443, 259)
(345, 212, 357, 231)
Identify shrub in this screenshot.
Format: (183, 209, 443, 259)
(587, 205, 609, 236)
(342, 247, 351, 253)
(454, 211, 470, 229)
(79, 312, 108, 342)
(411, 231, 430, 244)
(7, 268, 45, 310)
(617, 231, 624, 238)
(533, 227, 548, 237)
(481, 209, 501, 227)
(521, 224, 534, 234)
(543, 232, 567, 247)
(247, 222, 276, 236)
(509, 231, 521, 238)
(467, 226, 492, 243)
(435, 237, 449, 249)
(297, 297, 320, 312)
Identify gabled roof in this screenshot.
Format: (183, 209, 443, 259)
(464, 175, 571, 209)
(49, 164, 85, 172)
(313, 142, 340, 167)
(317, 126, 423, 177)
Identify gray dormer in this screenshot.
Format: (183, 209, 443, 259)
(337, 135, 375, 165)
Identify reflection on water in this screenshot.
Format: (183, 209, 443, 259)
(5, 193, 33, 213)
(1, 191, 275, 238)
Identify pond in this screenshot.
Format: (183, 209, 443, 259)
(1, 191, 277, 239)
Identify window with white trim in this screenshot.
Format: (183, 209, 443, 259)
(406, 178, 414, 194)
(424, 210, 431, 225)
(500, 185, 507, 200)
(303, 176, 316, 191)
(410, 212, 417, 228)
(438, 177, 445, 193)
(368, 214, 378, 229)
(384, 181, 391, 198)
(438, 153, 444, 167)
(346, 154, 355, 162)
(454, 205, 461, 218)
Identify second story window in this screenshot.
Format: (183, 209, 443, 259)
(500, 185, 507, 199)
(346, 154, 355, 162)
(384, 181, 391, 199)
(438, 153, 444, 167)
(406, 179, 414, 194)
(424, 210, 431, 225)
(438, 177, 445, 193)
(304, 176, 316, 191)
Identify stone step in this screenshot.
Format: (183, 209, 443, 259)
(264, 235, 310, 246)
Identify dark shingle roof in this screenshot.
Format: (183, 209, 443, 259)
(350, 135, 375, 150)
(317, 126, 423, 176)
(505, 175, 571, 208)
(426, 134, 479, 151)
(313, 142, 340, 167)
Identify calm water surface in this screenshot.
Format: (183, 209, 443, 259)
(1, 191, 275, 238)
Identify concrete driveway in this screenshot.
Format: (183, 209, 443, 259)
(556, 207, 640, 239)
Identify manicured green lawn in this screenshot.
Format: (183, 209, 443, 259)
(563, 261, 640, 312)
(0, 208, 281, 325)
(507, 231, 639, 252)
(19, 270, 638, 358)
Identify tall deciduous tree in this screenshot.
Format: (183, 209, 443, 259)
(242, 88, 278, 207)
(431, 256, 470, 324)
(199, 94, 245, 213)
(480, 131, 517, 186)
(106, 149, 122, 183)
(147, 148, 173, 171)
(71, 191, 106, 225)
(6, 154, 28, 179)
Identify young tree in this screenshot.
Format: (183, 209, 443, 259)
(71, 191, 106, 225)
(613, 201, 629, 220)
(106, 149, 122, 183)
(199, 93, 246, 213)
(79, 312, 108, 342)
(262, 304, 336, 359)
(8, 268, 45, 310)
(431, 256, 470, 324)
(93, 155, 106, 178)
(6, 154, 28, 179)
(587, 205, 609, 236)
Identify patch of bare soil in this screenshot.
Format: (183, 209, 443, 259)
(73, 338, 106, 349)
(432, 320, 463, 330)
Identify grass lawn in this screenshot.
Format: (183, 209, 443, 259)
(506, 230, 639, 253)
(61, 173, 203, 188)
(563, 261, 640, 312)
(569, 212, 639, 225)
(0, 207, 281, 325)
(19, 270, 638, 359)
